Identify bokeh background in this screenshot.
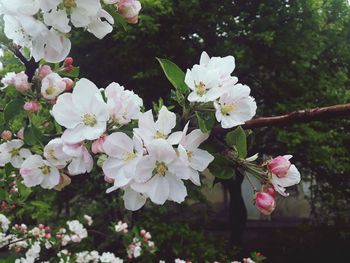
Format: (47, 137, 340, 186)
(1, 0, 350, 262)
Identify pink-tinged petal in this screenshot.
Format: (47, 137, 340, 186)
(20, 155, 44, 187)
(134, 156, 155, 183)
(155, 106, 176, 135)
(134, 110, 156, 144)
(190, 148, 214, 171)
(83, 148, 93, 173)
(166, 173, 187, 203)
(52, 93, 80, 129)
(123, 187, 147, 211)
(103, 132, 134, 158)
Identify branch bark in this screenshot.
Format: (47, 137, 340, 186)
(215, 103, 350, 133)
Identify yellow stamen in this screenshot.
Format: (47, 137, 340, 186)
(40, 165, 51, 176)
(154, 131, 168, 139)
(220, 103, 237, 115)
(195, 81, 207, 96)
(153, 161, 168, 176)
(82, 114, 97, 127)
(64, 0, 76, 9)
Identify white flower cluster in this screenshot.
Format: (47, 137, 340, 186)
(0, 0, 122, 63)
(65, 220, 88, 243)
(185, 52, 257, 128)
(104, 106, 214, 210)
(15, 241, 41, 263)
(58, 249, 123, 263)
(0, 213, 10, 232)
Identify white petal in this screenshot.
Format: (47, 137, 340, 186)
(123, 187, 147, 211)
(166, 174, 187, 203)
(103, 133, 134, 158)
(155, 106, 176, 135)
(190, 148, 214, 171)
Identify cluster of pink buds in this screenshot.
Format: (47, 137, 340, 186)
(23, 101, 40, 113)
(13, 223, 28, 234)
(1, 200, 16, 211)
(30, 224, 51, 239)
(9, 181, 18, 194)
(64, 57, 74, 72)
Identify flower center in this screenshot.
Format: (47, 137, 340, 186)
(154, 131, 168, 140)
(123, 152, 136, 162)
(9, 148, 20, 157)
(195, 81, 207, 96)
(45, 86, 55, 96)
(82, 114, 97, 127)
(187, 151, 193, 159)
(220, 103, 237, 115)
(48, 149, 58, 161)
(40, 165, 51, 176)
(153, 161, 168, 176)
(64, 0, 77, 9)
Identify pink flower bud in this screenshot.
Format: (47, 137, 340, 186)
(63, 78, 74, 91)
(64, 57, 74, 66)
(64, 64, 74, 72)
(261, 184, 275, 197)
(17, 128, 24, 140)
(23, 101, 40, 113)
(1, 130, 12, 141)
(117, 0, 142, 24)
(140, 229, 146, 236)
(37, 65, 53, 79)
(38, 224, 45, 229)
(14, 72, 30, 93)
(267, 156, 291, 177)
(255, 192, 276, 215)
(92, 135, 106, 154)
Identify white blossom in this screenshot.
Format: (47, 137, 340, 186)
(52, 78, 109, 144)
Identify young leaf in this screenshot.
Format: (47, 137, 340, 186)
(30, 201, 50, 209)
(24, 124, 43, 146)
(208, 155, 236, 180)
(157, 58, 189, 94)
(195, 111, 215, 133)
(225, 126, 247, 159)
(58, 66, 80, 78)
(4, 98, 24, 122)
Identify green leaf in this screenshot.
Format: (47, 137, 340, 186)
(157, 58, 189, 94)
(225, 126, 247, 159)
(24, 124, 43, 146)
(58, 66, 80, 78)
(208, 155, 236, 180)
(30, 201, 50, 209)
(195, 111, 215, 133)
(17, 181, 32, 199)
(104, 5, 128, 31)
(4, 98, 24, 122)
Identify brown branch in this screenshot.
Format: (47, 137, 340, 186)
(214, 103, 350, 133)
(8, 44, 39, 82)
